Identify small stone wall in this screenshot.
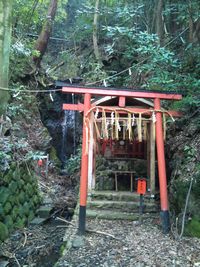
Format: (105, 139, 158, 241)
(0, 163, 42, 242)
(95, 156, 148, 191)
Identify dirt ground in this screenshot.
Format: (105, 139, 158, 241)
(56, 217, 200, 267)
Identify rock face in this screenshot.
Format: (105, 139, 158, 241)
(38, 90, 82, 166)
(166, 112, 200, 237)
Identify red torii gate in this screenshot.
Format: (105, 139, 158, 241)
(62, 86, 182, 234)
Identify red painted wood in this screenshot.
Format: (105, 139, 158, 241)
(119, 96, 126, 107)
(63, 103, 84, 111)
(62, 87, 182, 100)
(80, 94, 91, 207)
(63, 104, 182, 117)
(154, 98, 169, 211)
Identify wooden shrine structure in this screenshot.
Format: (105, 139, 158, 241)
(62, 86, 182, 234)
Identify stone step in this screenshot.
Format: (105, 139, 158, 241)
(86, 209, 139, 220)
(89, 190, 155, 203)
(87, 200, 158, 213)
(36, 205, 54, 218)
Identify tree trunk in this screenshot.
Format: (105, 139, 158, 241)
(0, 0, 12, 115)
(93, 0, 101, 63)
(156, 0, 164, 46)
(33, 0, 58, 66)
(193, 18, 200, 44)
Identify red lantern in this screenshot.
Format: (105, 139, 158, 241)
(137, 178, 147, 195)
(37, 159, 43, 166)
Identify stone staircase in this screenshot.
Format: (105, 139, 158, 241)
(76, 191, 159, 220)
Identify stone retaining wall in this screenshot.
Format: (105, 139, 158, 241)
(0, 163, 42, 242)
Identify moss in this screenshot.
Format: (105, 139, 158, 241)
(0, 187, 10, 205)
(18, 191, 25, 204)
(49, 147, 60, 166)
(18, 206, 25, 218)
(14, 217, 24, 229)
(27, 184, 34, 197)
(12, 206, 19, 221)
(4, 201, 12, 214)
(23, 202, 30, 216)
(9, 181, 18, 193)
(2, 173, 12, 185)
(185, 217, 200, 238)
(28, 210, 35, 223)
(4, 215, 14, 233)
(0, 204, 5, 219)
(0, 222, 9, 241)
(8, 195, 15, 206)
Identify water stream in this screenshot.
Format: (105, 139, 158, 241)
(39, 89, 81, 167)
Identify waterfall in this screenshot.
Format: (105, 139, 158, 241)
(61, 110, 68, 164)
(61, 93, 77, 165)
(72, 93, 76, 155)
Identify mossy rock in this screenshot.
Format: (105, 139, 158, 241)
(0, 222, 9, 241)
(17, 179, 24, 190)
(3, 202, 12, 214)
(4, 215, 14, 233)
(26, 184, 34, 197)
(2, 173, 12, 185)
(28, 211, 35, 223)
(0, 204, 5, 220)
(22, 174, 28, 181)
(28, 175, 34, 183)
(0, 187, 10, 205)
(23, 202, 30, 216)
(8, 195, 15, 206)
(18, 191, 25, 204)
(14, 217, 24, 229)
(33, 194, 42, 206)
(185, 218, 200, 238)
(13, 168, 20, 181)
(9, 181, 18, 194)
(12, 206, 20, 221)
(28, 200, 34, 210)
(10, 163, 17, 171)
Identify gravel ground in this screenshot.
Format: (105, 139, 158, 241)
(56, 216, 200, 267)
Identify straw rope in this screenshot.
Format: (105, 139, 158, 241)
(84, 106, 175, 142)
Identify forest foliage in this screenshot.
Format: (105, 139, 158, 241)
(9, 0, 200, 97)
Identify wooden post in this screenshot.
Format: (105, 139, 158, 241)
(146, 123, 150, 190)
(92, 127, 97, 190)
(150, 122, 156, 196)
(154, 98, 170, 234)
(79, 93, 91, 235)
(88, 113, 94, 192)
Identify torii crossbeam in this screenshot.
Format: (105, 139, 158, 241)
(62, 86, 182, 235)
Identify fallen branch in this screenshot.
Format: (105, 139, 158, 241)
(13, 255, 21, 267)
(22, 231, 27, 247)
(86, 228, 121, 240)
(56, 216, 75, 226)
(56, 217, 122, 241)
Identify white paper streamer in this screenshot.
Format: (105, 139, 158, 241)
(132, 114, 135, 126)
(103, 79, 107, 87)
(50, 92, 54, 102)
(152, 112, 156, 123)
(95, 108, 99, 119)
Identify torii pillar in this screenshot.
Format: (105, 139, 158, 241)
(79, 93, 91, 234)
(154, 98, 169, 234)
